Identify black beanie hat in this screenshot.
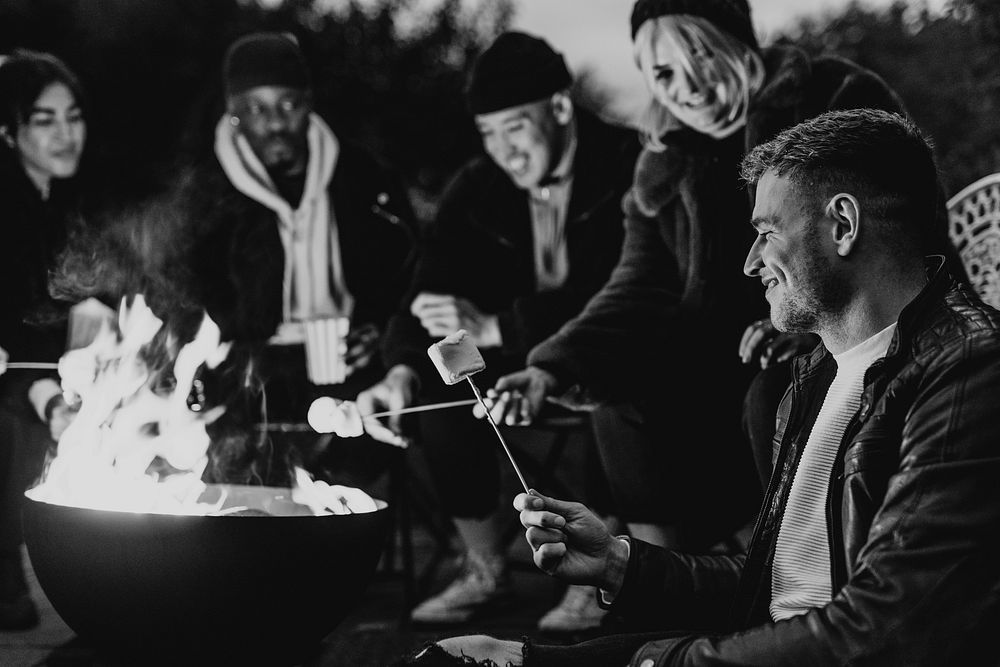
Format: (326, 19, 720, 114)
(630, 0, 759, 52)
(465, 31, 572, 115)
(223, 32, 311, 97)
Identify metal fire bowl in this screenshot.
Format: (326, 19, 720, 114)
(22, 485, 391, 666)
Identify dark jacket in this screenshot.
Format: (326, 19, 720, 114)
(611, 260, 1000, 665)
(527, 45, 908, 402)
(381, 108, 639, 384)
(185, 137, 416, 396)
(0, 155, 79, 415)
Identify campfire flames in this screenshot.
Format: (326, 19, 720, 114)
(26, 294, 377, 516)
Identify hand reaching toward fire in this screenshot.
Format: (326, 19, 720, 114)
(354, 364, 418, 448)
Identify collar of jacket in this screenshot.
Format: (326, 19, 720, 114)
(790, 255, 953, 379)
(753, 45, 813, 112)
(629, 128, 743, 218)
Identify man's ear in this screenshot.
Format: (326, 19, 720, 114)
(825, 193, 861, 257)
(550, 92, 573, 125)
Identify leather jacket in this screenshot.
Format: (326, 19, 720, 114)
(613, 258, 1000, 665)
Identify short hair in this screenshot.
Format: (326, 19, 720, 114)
(0, 49, 86, 134)
(741, 108, 940, 233)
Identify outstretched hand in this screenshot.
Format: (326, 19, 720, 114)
(473, 366, 558, 425)
(355, 364, 418, 448)
(514, 490, 627, 594)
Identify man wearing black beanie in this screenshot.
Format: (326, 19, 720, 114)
(172, 32, 417, 491)
(359, 30, 640, 632)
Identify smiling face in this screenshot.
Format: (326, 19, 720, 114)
(228, 84, 311, 176)
(474, 96, 567, 190)
(744, 170, 849, 334)
(642, 28, 722, 133)
(633, 16, 762, 141)
(14, 82, 86, 192)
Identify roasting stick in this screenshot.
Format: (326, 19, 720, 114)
(427, 329, 531, 494)
(5, 362, 59, 370)
(464, 375, 530, 493)
(258, 398, 480, 432)
(366, 397, 477, 419)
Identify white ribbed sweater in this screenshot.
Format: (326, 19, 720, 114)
(770, 323, 896, 621)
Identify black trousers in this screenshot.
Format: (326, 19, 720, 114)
(0, 378, 51, 557)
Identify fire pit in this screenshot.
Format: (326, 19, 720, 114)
(23, 485, 390, 666)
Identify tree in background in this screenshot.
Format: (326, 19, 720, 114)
(783, 0, 1000, 195)
(0, 0, 512, 219)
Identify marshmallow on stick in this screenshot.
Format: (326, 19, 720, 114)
(427, 330, 529, 492)
(427, 329, 485, 385)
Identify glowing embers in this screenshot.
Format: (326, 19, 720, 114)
(26, 294, 376, 516)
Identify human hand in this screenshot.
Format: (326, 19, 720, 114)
(344, 323, 380, 375)
(354, 364, 418, 448)
(473, 366, 558, 426)
(410, 292, 501, 348)
(514, 490, 626, 592)
(45, 394, 79, 442)
(739, 318, 818, 369)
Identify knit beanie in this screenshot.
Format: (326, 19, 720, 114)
(223, 32, 311, 97)
(629, 0, 759, 52)
(465, 31, 572, 115)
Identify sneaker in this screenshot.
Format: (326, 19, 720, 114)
(536, 584, 606, 633)
(410, 552, 511, 624)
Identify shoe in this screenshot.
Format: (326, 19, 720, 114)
(536, 584, 606, 633)
(410, 552, 511, 624)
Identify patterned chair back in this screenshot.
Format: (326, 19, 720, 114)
(947, 173, 1000, 309)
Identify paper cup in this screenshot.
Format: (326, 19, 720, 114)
(304, 317, 350, 385)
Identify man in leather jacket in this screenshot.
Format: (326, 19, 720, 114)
(401, 109, 1000, 666)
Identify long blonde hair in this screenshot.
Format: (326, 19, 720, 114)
(633, 15, 764, 150)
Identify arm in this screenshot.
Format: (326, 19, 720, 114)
(527, 192, 685, 399)
(627, 340, 1000, 665)
(515, 491, 744, 633)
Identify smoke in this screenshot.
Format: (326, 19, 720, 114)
(48, 170, 295, 488)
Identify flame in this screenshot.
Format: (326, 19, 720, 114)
(27, 295, 377, 516)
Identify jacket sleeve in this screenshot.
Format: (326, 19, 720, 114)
(497, 191, 627, 356)
(625, 339, 1000, 666)
(526, 191, 685, 399)
(606, 538, 745, 633)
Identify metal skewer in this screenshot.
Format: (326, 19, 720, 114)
(257, 398, 480, 432)
(366, 398, 477, 419)
(466, 376, 530, 493)
(4, 362, 59, 370)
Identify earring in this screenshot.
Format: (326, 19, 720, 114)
(229, 115, 240, 128)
